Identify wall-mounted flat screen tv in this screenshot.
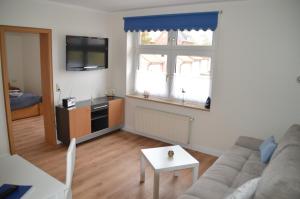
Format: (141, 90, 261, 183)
(66, 35, 108, 71)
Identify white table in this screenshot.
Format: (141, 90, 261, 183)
(0, 155, 67, 199)
(140, 145, 199, 199)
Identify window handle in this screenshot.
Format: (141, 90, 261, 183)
(169, 37, 176, 44)
(166, 74, 173, 82)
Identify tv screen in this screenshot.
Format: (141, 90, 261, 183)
(66, 36, 108, 71)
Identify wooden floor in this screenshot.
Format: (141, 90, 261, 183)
(12, 116, 217, 199)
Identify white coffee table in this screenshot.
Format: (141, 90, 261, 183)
(140, 145, 199, 199)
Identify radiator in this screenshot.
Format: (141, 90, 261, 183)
(134, 106, 193, 144)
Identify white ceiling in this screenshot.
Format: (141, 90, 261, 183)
(46, 0, 235, 12)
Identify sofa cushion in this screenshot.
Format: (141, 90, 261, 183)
(259, 136, 275, 151)
(254, 145, 300, 199)
(182, 178, 229, 199)
(225, 177, 261, 199)
(214, 148, 265, 189)
(235, 136, 263, 151)
(271, 124, 300, 160)
(231, 152, 266, 188)
(259, 140, 277, 163)
(231, 172, 259, 189)
(215, 145, 251, 171)
(202, 164, 240, 187)
(225, 145, 253, 159)
(214, 153, 246, 171)
(240, 152, 266, 176)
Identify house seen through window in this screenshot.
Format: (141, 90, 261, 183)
(133, 29, 214, 104)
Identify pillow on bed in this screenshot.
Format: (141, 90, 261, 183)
(9, 90, 23, 97)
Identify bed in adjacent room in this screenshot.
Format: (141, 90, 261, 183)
(9, 86, 42, 121)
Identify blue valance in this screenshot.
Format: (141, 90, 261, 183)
(123, 11, 219, 32)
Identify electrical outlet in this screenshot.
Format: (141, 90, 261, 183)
(56, 84, 61, 92)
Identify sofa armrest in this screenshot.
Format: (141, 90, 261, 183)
(235, 136, 263, 151)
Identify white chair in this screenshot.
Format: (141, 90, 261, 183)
(65, 138, 76, 199)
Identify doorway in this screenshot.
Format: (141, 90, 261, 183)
(0, 26, 56, 154)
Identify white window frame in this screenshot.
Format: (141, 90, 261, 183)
(131, 30, 217, 104)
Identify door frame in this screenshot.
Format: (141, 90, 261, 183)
(0, 25, 56, 154)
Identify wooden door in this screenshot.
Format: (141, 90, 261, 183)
(69, 106, 91, 138)
(108, 99, 124, 128)
(0, 26, 56, 154)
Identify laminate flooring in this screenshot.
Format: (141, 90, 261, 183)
(12, 116, 217, 199)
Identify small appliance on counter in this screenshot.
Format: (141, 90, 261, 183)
(62, 97, 76, 108)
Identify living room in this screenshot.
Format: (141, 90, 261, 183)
(0, 0, 299, 199)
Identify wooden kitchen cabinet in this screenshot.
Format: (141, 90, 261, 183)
(69, 106, 91, 138)
(56, 97, 124, 145)
(108, 98, 124, 128)
(56, 106, 91, 144)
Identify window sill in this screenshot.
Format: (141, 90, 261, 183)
(126, 94, 210, 112)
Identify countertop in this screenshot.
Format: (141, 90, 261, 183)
(56, 96, 123, 109)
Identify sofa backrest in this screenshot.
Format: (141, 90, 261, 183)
(271, 124, 300, 160)
(253, 124, 300, 199)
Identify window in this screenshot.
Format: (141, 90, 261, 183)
(135, 54, 168, 96)
(172, 56, 211, 102)
(133, 30, 215, 104)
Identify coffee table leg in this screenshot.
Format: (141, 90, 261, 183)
(192, 165, 199, 184)
(140, 154, 145, 183)
(153, 171, 160, 199)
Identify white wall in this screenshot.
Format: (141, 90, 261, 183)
(109, 0, 300, 155)
(0, 0, 111, 156)
(0, 0, 111, 102)
(22, 33, 42, 95)
(6, 32, 42, 95)
(5, 33, 24, 90)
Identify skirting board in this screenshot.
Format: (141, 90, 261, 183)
(122, 126, 223, 157)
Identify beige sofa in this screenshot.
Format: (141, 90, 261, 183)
(178, 124, 300, 199)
